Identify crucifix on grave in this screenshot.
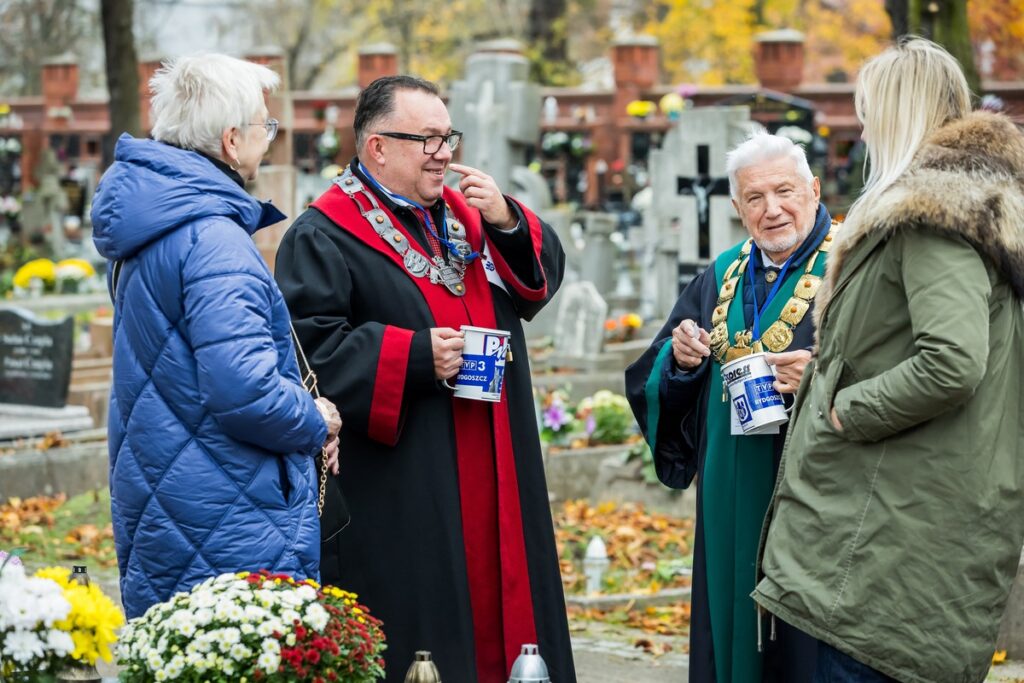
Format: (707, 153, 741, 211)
(676, 144, 731, 262)
(641, 105, 752, 319)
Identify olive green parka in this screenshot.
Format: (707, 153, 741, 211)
(753, 112, 1024, 683)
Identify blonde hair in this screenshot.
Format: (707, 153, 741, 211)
(851, 37, 971, 214)
(149, 53, 279, 157)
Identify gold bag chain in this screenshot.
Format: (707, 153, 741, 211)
(289, 322, 330, 517)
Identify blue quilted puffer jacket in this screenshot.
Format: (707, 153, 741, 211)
(92, 135, 327, 618)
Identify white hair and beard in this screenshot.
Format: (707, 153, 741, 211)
(726, 131, 819, 262)
(148, 54, 280, 157)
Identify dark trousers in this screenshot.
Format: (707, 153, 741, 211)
(812, 642, 899, 683)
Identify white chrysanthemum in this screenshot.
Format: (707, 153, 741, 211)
(279, 590, 304, 608)
(243, 604, 267, 621)
(261, 638, 280, 654)
(45, 629, 75, 656)
(193, 634, 213, 653)
(229, 643, 251, 661)
(256, 618, 285, 637)
(0, 576, 70, 630)
(146, 650, 164, 671)
(295, 585, 317, 603)
(214, 627, 241, 650)
(281, 608, 301, 625)
(3, 629, 45, 664)
(193, 607, 214, 626)
(304, 603, 330, 631)
(165, 654, 185, 678)
(257, 649, 281, 672)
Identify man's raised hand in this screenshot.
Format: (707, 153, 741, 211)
(448, 163, 516, 229)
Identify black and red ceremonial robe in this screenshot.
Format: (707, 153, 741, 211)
(275, 162, 576, 683)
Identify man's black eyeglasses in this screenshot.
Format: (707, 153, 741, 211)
(377, 131, 463, 154)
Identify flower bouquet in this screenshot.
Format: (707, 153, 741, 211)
(538, 389, 577, 446)
(53, 259, 97, 295)
(117, 570, 386, 682)
(603, 313, 644, 343)
(576, 390, 636, 446)
(0, 555, 123, 681)
(12, 259, 56, 297)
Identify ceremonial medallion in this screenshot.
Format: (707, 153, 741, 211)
(761, 321, 795, 352)
(404, 250, 430, 277)
(725, 346, 754, 363)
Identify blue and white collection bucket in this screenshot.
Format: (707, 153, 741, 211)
(444, 325, 511, 402)
(721, 352, 789, 435)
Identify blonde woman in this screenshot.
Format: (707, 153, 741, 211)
(752, 38, 1024, 682)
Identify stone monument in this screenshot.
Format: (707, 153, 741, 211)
(0, 307, 92, 439)
(447, 40, 542, 211)
(643, 106, 754, 319)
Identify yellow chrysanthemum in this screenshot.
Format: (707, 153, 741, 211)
(34, 567, 124, 665)
(626, 100, 656, 118)
(12, 258, 56, 289)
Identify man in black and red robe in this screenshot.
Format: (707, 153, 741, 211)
(275, 75, 576, 683)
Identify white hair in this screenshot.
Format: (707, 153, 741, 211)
(725, 130, 814, 200)
(149, 53, 280, 157)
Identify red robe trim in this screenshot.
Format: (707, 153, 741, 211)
(311, 183, 539, 682)
(368, 325, 414, 446)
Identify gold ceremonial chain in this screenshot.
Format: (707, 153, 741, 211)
(710, 224, 837, 365)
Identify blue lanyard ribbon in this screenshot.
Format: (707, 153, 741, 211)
(747, 244, 798, 341)
(357, 163, 480, 263)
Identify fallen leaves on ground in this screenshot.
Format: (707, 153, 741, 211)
(568, 603, 691, 641)
(0, 490, 116, 568)
(555, 500, 694, 596)
(37, 431, 70, 450)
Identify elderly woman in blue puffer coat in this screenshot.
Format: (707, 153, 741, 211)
(91, 54, 341, 619)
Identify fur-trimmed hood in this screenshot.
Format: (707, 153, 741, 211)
(816, 111, 1024, 329)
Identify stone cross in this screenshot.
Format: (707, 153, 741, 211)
(642, 106, 753, 319)
(676, 144, 731, 261)
(447, 40, 542, 210)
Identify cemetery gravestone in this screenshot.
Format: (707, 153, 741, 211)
(448, 40, 542, 210)
(553, 281, 608, 361)
(643, 106, 753, 319)
(0, 307, 92, 440)
(0, 308, 74, 407)
(579, 212, 618, 300)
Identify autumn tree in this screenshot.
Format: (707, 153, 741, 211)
(884, 0, 979, 94)
(968, 0, 1024, 82)
(646, 0, 891, 86)
(0, 0, 96, 95)
(101, 0, 141, 164)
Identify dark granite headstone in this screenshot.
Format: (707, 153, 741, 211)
(0, 308, 74, 407)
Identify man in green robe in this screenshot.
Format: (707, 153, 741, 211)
(626, 132, 835, 682)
